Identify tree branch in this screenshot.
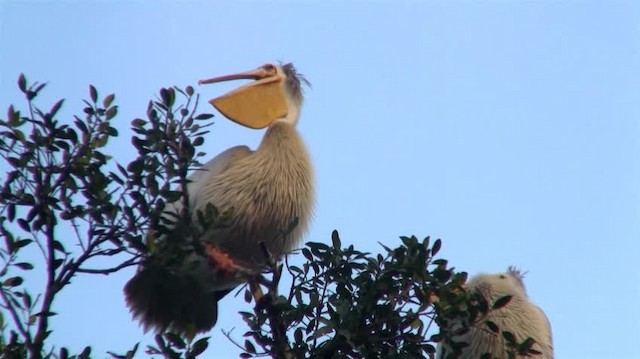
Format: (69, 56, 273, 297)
(75, 257, 140, 275)
(30, 211, 57, 359)
(256, 242, 294, 359)
(0, 287, 31, 346)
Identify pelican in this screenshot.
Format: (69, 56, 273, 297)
(438, 267, 554, 359)
(124, 63, 315, 334)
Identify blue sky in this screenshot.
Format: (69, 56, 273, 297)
(1, 1, 639, 358)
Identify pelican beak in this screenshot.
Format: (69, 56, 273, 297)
(198, 65, 288, 129)
(198, 67, 273, 85)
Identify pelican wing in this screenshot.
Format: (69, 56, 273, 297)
(538, 304, 555, 355)
(188, 145, 252, 197)
(163, 145, 252, 220)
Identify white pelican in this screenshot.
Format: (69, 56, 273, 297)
(124, 63, 315, 334)
(438, 267, 554, 359)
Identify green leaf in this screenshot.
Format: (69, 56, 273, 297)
(309, 325, 333, 339)
(52, 259, 64, 270)
(32, 82, 46, 95)
(127, 158, 144, 174)
(17, 218, 30, 231)
(410, 318, 423, 329)
(160, 88, 175, 107)
(7, 204, 16, 222)
(89, 85, 98, 103)
(302, 248, 313, 261)
(431, 238, 442, 256)
(193, 137, 204, 146)
(14, 262, 34, 270)
(78, 346, 92, 359)
(244, 340, 256, 353)
(33, 310, 57, 318)
(22, 291, 32, 309)
(103, 93, 115, 108)
(519, 337, 536, 352)
(2, 231, 15, 255)
(49, 99, 65, 118)
(92, 135, 108, 148)
(52, 240, 66, 253)
(331, 230, 341, 249)
(485, 320, 499, 333)
(75, 118, 89, 135)
(492, 295, 512, 310)
(131, 118, 146, 128)
(189, 337, 209, 356)
(160, 190, 182, 203)
(3, 276, 24, 287)
(105, 106, 118, 120)
(194, 113, 213, 120)
(294, 328, 303, 343)
(13, 239, 32, 251)
(131, 137, 148, 153)
(18, 73, 27, 93)
(502, 331, 517, 344)
(7, 105, 21, 127)
(165, 332, 185, 349)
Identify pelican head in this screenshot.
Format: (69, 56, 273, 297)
(199, 63, 310, 129)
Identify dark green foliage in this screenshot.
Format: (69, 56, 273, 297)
(0, 75, 214, 358)
(235, 233, 476, 358)
(260, 237, 537, 358)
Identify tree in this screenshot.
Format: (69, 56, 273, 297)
(0, 76, 541, 359)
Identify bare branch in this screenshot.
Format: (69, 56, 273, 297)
(0, 287, 31, 345)
(76, 257, 140, 275)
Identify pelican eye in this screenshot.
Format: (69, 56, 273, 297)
(263, 64, 277, 74)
